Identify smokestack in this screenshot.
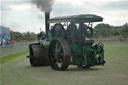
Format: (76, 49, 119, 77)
(45, 12, 50, 36)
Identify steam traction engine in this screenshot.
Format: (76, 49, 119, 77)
(28, 13, 105, 70)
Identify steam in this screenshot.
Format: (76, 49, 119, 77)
(32, 0, 55, 12)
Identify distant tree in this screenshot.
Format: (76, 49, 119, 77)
(94, 23, 128, 38)
(94, 23, 112, 37)
(120, 23, 128, 37)
(10, 30, 37, 41)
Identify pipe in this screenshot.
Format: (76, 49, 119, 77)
(45, 12, 50, 36)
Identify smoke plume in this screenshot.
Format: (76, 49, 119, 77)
(32, 0, 55, 12)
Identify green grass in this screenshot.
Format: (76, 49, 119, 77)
(0, 43, 128, 85)
(0, 43, 29, 57)
(0, 50, 28, 64)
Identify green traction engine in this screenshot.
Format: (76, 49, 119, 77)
(27, 12, 105, 70)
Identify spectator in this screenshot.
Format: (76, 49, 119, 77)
(0, 39, 1, 46)
(10, 40, 14, 48)
(2, 39, 6, 48)
(120, 35, 124, 42)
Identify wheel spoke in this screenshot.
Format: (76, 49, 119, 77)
(52, 57, 57, 61)
(51, 55, 58, 61)
(49, 39, 71, 70)
(60, 54, 64, 56)
(56, 58, 63, 68)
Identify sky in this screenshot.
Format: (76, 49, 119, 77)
(0, 0, 128, 33)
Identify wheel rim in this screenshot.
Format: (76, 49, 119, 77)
(49, 40, 64, 69)
(49, 38, 71, 70)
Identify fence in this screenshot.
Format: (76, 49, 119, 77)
(0, 40, 128, 57)
(0, 42, 30, 57)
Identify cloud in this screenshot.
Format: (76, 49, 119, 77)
(1, 8, 45, 32)
(52, 0, 128, 27)
(9, 4, 31, 11)
(0, 0, 128, 33)
(1, 0, 31, 11)
(103, 1, 128, 10)
(0, 0, 45, 33)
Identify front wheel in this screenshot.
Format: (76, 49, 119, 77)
(30, 58, 44, 67)
(49, 38, 71, 70)
(29, 44, 49, 67)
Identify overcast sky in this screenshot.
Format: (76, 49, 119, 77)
(0, 0, 128, 33)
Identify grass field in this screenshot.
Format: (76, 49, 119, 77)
(0, 43, 29, 57)
(0, 43, 128, 85)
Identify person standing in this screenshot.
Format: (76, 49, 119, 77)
(120, 35, 124, 42)
(2, 39, 6, 48)
(0, 39, 1, 46)
(10, 40, 14, 48)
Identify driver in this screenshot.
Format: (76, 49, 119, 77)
(66, 22, 78, 43)
(78, 23, 87, 42)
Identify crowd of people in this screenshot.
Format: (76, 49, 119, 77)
(0, 39, 14, 48)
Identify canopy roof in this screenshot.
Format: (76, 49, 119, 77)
(48, 14, 103, 23)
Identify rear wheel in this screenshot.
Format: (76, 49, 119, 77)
(49, 38, 71, 70)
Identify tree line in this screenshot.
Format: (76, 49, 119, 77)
(94, 23, 128, 38)
(10, 23, 128, 41)
(10, 31, 37, 41)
